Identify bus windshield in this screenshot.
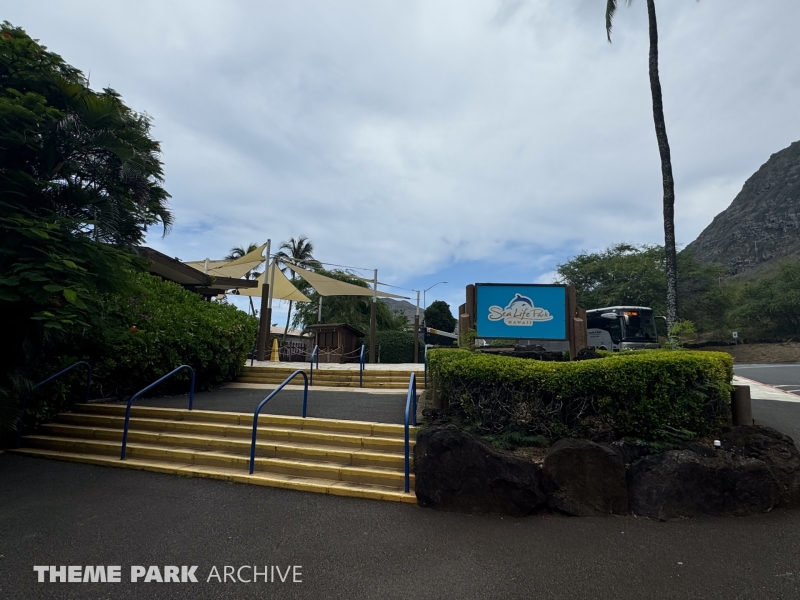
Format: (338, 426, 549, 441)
(621, 311, 657, 341)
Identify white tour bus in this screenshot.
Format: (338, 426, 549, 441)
(586, 306, 659, 351)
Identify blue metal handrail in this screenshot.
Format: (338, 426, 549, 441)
(17, 361, 93, 447)
(249, 370, 309, 474)
(120, 365, 195, 460)
(424, 344, 430, 389)
(359, 344, 366, 388)
(403, 373, 418, 493)
(309, 345, 319, 385)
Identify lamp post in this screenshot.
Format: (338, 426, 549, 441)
(423, 282, 447, 311)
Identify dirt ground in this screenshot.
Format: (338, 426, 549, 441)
(696, 342, 800, 363)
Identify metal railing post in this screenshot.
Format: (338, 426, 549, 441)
(359, 344, 365, 388)
(120, 365, 195, 460)
(249, 370, 308, 474)
(17, 361, 93, 448)
(309, 345, 318, 386)
(403, 373, 417, 494)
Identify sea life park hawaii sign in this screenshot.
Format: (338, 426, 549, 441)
(475, 284, 568, 340)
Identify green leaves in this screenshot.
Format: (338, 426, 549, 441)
(429, 348, 733, 442)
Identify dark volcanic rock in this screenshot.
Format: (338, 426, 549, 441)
(414, 424, 546, 516)
(543, 439, 628, 516)
(721, 425, 800, 507)
(574, 347, 601, 361)
(627, 450, 780, 520)
(685, 140, 800, 274)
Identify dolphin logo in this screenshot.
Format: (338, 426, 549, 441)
(505, 294, 533, 310)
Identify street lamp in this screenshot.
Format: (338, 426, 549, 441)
(423, 281, 447, 310)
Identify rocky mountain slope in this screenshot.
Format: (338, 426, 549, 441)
(685, 140, 800, 274)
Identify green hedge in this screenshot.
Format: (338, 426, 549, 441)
(364, 330, 425, 363)
(428, 349, 733, 442)
(92, 273, 258, 398)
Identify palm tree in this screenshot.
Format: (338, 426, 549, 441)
(275, 237, 320, 348)
(226, 243, 263, 315)
(606, 0, 679, 331)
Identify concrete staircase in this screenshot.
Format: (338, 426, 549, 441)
(238, 365, 425, 389)
(12, 404, 417, 503)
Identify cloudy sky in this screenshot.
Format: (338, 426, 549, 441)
(8, 1, 800, 321)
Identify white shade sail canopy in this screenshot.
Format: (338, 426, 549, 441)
(282, 263, 408, 299)
(234, 264, 311, 302)
(185, 258, 264, 280)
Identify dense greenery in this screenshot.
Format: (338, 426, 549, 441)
(557, 243, 800, 340)
(92, 274, 258, 397)
(424, 300, 456, 332)
(363, 331, 425, 364)
(0, 24, 176, 434)
(0, 25, 255, 440)
(428, 348, 732, 443)
(291, 268, 407, 332)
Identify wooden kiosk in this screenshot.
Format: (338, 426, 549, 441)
(306, 323, 365, 363)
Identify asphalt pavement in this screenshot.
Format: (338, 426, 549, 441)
(734, 363, 800, 396)
(3, 453, 800, 600)
(117, 387, 408, 424)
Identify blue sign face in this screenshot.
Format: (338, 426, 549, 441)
(475, 284, 567, 340)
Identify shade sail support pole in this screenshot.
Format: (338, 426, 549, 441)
(369, 269, 377, 363)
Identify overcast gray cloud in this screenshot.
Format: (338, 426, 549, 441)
(6, 0, 800, 314)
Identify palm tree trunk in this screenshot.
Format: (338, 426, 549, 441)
(646, 0, 678, 331)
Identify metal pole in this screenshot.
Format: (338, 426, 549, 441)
(256, 239, 271, 361)
(369, 268, 377, 364)
(317, 296, 323, 323)
(413, 290, 420, 363)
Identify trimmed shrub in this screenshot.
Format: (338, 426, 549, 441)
(428, 349, 733, 442)
(92, 273, 258, 398)
(364, 330, 425, 363)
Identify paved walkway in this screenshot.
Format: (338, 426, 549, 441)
(733, 374, 800, 403)
(249, 360, 423, 371)
(3, 453, 800, 600)
(112, 388, 409, 424)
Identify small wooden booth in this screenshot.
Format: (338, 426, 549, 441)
(306, 323, 364, 363)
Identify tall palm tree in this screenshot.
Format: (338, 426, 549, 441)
(275, 237, 320, 347)
(226, 243, 263, 315)
(606, 0, 679, 331)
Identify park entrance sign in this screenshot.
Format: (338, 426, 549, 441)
(460, 283, 587, 359)
(476, 284, 567, 340)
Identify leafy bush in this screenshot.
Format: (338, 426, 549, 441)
(428, 348, 732, 442)
(91, 273, 258, 398)
(364, 330, 424, 363)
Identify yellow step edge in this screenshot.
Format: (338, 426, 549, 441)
(40, 424, 411, 468)
(73, 405, 416, 437)
(60, 415, 415, 449)
(22, 436, 414, 487)
(10, 448, 417, 504)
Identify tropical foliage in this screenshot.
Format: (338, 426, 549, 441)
(428, 348, 732, 442)
(275, 236, 319, 341)
(291, 269, 407, 333)
(226, 242, 263, 315)
(557, 243, 800, 340)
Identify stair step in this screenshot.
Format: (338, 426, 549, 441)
(72, 404, 411, 437)
(57, 413, 409, 452)
(40, 423, 409, 468)
(11, 448, 416, 503)
(22, 436, 413, 487)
